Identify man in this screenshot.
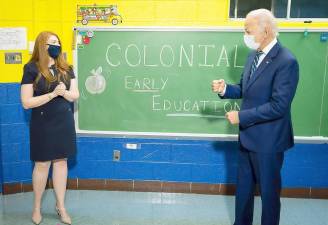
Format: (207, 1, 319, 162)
(212, 9, 299, 225)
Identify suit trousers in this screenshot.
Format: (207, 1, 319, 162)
(233, 144, 284, 225)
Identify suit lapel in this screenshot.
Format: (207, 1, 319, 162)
(245, 42, 281, 92)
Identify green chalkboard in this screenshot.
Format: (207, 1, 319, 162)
(75, 28, 328, 137)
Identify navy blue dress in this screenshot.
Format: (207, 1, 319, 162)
(21, 62, 77, 161)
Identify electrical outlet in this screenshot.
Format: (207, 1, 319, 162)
(113, 150, 120, 161)
(5, 52, 22, 64)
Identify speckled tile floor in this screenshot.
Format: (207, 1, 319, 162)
(0, 190, 327, 225)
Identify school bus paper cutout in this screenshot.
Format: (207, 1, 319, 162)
(77, 4, 122, 25)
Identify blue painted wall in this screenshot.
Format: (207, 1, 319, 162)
(0, 83, 328, 189)
(0, 83, 4, 193)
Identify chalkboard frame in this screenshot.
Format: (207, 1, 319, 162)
(73, 27, 328, 143)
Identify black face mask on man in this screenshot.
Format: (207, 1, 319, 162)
(47, 44, 61, 59)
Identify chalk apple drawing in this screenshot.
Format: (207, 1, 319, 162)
(85, 66, 106, 94)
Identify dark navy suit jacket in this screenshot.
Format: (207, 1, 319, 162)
(222, 42, 299, 153)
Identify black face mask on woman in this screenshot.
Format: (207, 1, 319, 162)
(47, 44, 61, 59)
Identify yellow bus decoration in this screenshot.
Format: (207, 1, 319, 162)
(77, 4, 122, 25)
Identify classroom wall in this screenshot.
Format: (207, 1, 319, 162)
(0, 85, 2, 193)
(1, 0, 328, 83)
(1, 83, 328, 190)
(0, 0, 328, 194)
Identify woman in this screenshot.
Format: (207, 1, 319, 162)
(21, 31, 79, 225)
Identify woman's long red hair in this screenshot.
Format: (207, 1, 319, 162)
(30, 31, 71, 86)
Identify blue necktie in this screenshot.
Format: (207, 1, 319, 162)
(248, 51, 264, 81)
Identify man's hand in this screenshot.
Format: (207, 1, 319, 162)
(226, 111, 240, 125)
(212, 79, 225, 93)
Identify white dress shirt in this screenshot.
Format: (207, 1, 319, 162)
(257, 38, 277, 67)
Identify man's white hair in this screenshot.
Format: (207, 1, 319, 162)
(247, 9, 279, 36)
